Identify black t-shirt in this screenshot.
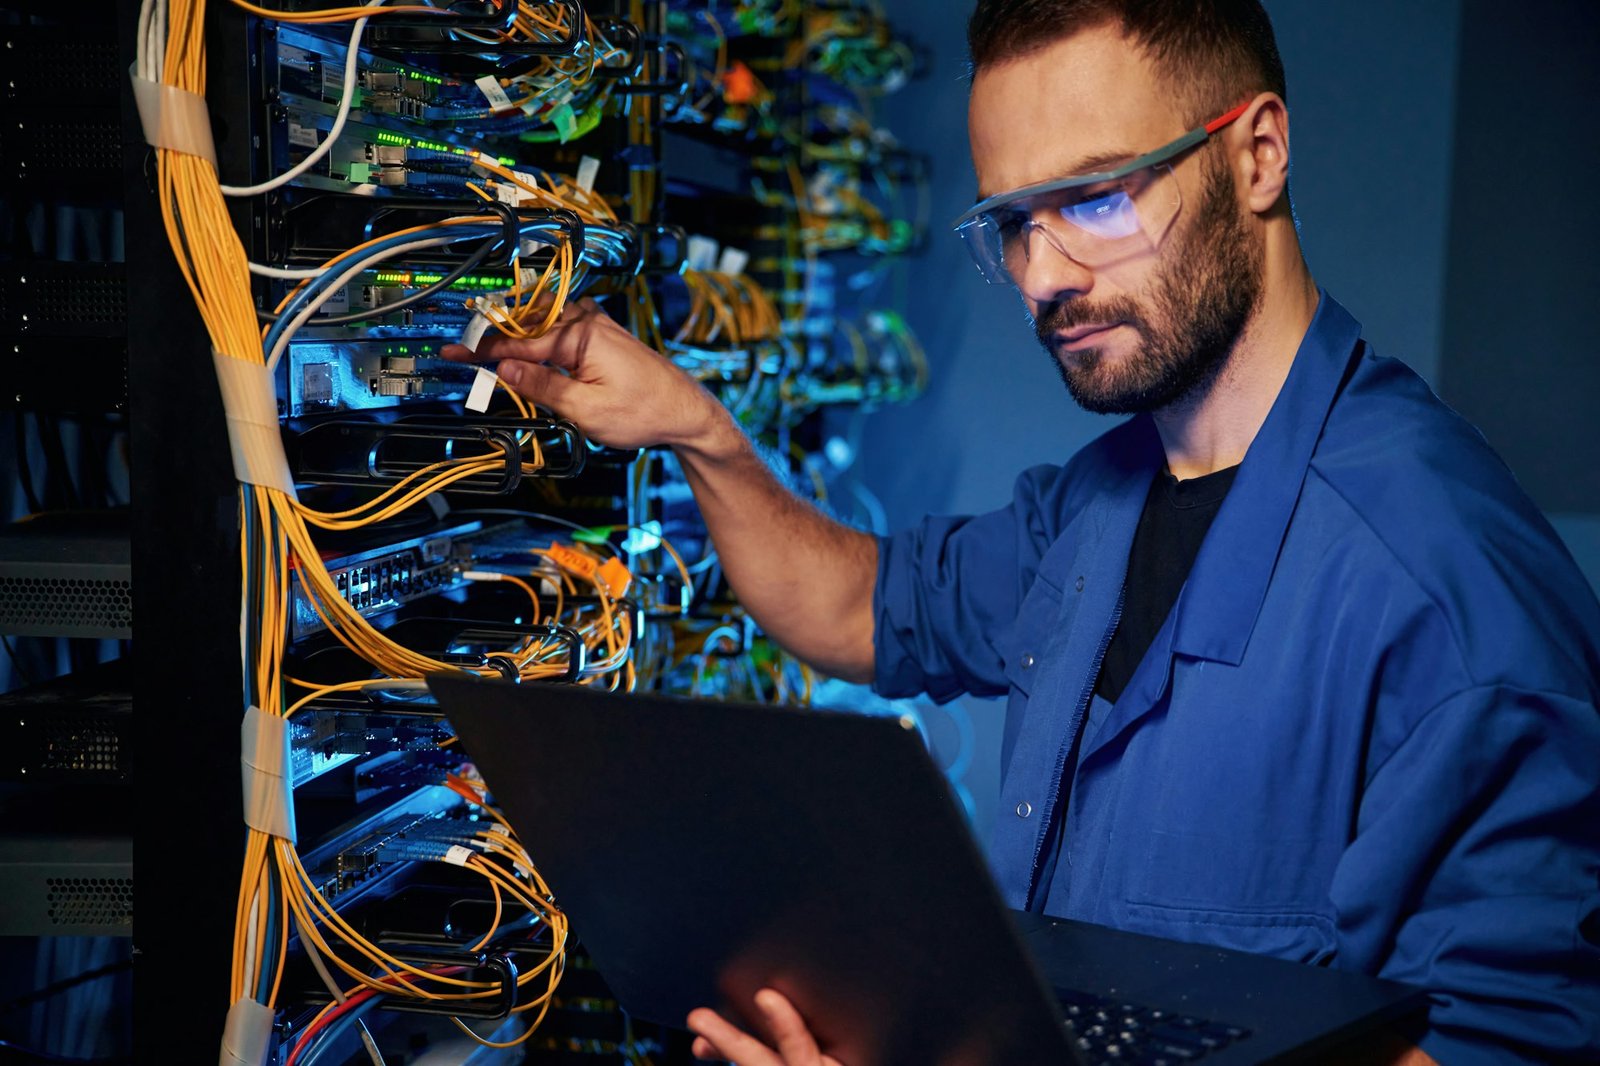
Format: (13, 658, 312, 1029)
(1095, 463, 1240, 704)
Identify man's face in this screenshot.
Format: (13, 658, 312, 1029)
(967, 25, 1264, 414)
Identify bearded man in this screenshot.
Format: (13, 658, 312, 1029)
(444, 2, 1600, 1062)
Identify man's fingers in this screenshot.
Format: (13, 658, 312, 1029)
(755, 990, 825, 1066)
(439, 329, 581, 371)
(686, 1007, 783, 1066)
(495, 361, 576, 413)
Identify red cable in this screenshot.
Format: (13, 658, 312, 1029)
(285, 965, 469, 1066)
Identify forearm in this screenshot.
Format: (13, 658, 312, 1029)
(438, 300, 879, 679)
(674, 405, 878, 682)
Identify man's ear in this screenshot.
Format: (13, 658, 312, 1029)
(1231, 92, 1290, 215)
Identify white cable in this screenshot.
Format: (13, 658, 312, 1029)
(356, 1020, 388, 1066)
(265, 234, 461, 372)
(221, 1, 383, 197)
(242, 887, 260, 1000)
(248, 261, 328, 280)
(135, 0, 154, 80)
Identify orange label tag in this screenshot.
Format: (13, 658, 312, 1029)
(546, 543, 598, 580)
(723, 61, 758, 105)
(596, 557, 633, 600)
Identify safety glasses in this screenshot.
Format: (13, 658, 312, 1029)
(953, 101, 1251, 284)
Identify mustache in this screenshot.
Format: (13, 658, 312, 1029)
(1033, 297, 1145, 345)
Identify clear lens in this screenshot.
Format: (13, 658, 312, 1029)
(959, 164, 1182, 284)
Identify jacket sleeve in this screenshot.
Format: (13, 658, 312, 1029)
(1329, 684, 1600, 1064)
(872, 464, 1064, 703)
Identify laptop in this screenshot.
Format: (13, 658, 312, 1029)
(429, 675, 1425, 1065)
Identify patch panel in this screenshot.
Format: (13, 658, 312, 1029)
(289, 705, 454, 789)
(288, 519, 507, 640)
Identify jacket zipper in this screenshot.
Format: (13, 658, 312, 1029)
(1026, 583, 1125, 909)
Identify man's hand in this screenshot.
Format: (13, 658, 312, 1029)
(445, 295, 879, 682)
(687, 989, 844, 1066)
(440, 298, 733, 456)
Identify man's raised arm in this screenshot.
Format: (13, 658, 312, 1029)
(443, 297, 878, 682)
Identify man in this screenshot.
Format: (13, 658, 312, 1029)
(444, 1, 1600, 1062)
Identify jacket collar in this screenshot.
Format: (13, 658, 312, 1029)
(1165, 290, 1364, 666)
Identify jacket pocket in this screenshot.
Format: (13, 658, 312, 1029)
(1121, 898, 1338, 965)
(1000, 578, 1063, 698)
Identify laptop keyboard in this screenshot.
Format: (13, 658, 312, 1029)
(1058, 988, 1252, 1064)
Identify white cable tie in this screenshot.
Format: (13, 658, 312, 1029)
(240, 705, 297, 842)
(461, 569, 504, 582)
(218, 995, 275, 1066)
(717, 247, 750, 276)
(212, 351, 297, 499)
(459, 313, 493, 354)
(444, 844, 475, 867)
(129, 70, 217, 165)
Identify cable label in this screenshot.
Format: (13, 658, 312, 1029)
(474, 75, 514, 112)
(597, 557, 632, 600)
(546, 543, 599, 580)
(687, 235, 720, 272)
(465, 366, 498, 412)
(575, 155, 600, 193)
(459, 313, 493, 354)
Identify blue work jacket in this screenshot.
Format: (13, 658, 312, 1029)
(872, 293, 1600, 1064)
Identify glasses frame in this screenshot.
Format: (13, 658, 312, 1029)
(951, 99, 1253, 237)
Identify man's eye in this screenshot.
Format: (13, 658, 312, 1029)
(995, 214, 1028, 239)
(1069, 188, 1120, 211)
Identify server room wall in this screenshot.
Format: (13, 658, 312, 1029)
(852, 0, 1600, 847)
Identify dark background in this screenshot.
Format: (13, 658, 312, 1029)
(850, 0, 1600, 844)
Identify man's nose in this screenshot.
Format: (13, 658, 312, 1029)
(1014, 223, 1095, 308)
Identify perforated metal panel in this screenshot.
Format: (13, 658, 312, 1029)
(0, 26, 121, 106)
(0, 575, 132, 637)
(0, 838, 132, 936)
(37, 714, 128, 779)
(0, 264, 128, 335)
(0, 111, 123, 183)
(45, 876, 133, 929)
(0, 513, 133, 638)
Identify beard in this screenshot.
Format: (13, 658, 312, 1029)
(1032, 154, 1264, 415)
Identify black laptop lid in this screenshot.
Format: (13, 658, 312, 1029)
(429, 674, 1078, 1066)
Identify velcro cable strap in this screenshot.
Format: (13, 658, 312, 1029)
(212, 351, 297, 499)
(218, 995, 275, 1066)
(240, 705, 296, 842)
(130, 71, 218, 166)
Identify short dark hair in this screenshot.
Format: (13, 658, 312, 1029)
(967, 0, 1287, 124)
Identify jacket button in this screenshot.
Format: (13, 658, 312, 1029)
(1016, 801, 1033, 818)
(1075, 576, 1085, 592)
(1021, 653, 1035, 669)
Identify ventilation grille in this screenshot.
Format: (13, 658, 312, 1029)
(0, 265, 127, 333)
(45, 877, 132, 929)
(0, 576, 132, 637)
(40, 717, 127, 776)
(0, 113, 123, 182)
(1, 28, 121, 105)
